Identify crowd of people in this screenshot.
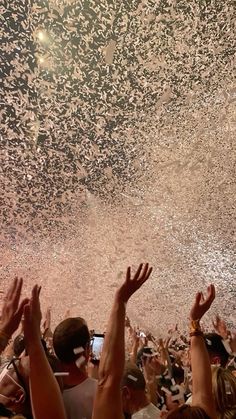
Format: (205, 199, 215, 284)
(0, 264, 235, 419)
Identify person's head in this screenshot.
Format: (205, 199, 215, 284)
(53, 317, 90, 367)
(166, 405, 210, 418)
(121, 363, 147, 415)
(204, 333, 229, 367)
(13, 336, 25, 358)
(211, 365, 236, 419)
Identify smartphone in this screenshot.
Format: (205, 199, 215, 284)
(91, 333, 105, 361)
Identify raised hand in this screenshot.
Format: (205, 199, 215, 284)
(42, 307, 51, 331)
(125, 316, 131, 328)
(212, 315, 229, 339)
(190, 284, 215, 321)
(117, 263, 153, 303)
(23, 285, 42, 344)
(0, 277, 29, 338)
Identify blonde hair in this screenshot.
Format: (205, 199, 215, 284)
(211, 366, 236, 419)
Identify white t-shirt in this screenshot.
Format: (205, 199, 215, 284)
(132, 403, 161, 419)
(63, 377, 97, 419)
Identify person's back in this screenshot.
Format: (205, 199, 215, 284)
(53, 317, 97, 419)
(63, 376, 97, 419)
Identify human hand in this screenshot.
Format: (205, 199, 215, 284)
(190, 284, 215, 321)
(42, 307, 51, 331)
(131, 328, 140, 347)
(142, 356, 156, 383)
(0, 277, 29, 338)
(23, 285, 42, 344)
(125, 316, 131, 328)
(212, 315, 229, 339)
(117, 263, 153, 303)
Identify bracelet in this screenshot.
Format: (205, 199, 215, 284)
(190, 330, 204, 338)
(189, 319, 201, 333)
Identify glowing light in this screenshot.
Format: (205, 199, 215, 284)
(38, 56, 45, 64)
(37, 30, 47, 42)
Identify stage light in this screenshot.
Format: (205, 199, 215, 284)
(37, 30, 47, 42)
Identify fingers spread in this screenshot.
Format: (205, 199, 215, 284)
(133, 263, 143, 280)
(126, 266, 131, 281)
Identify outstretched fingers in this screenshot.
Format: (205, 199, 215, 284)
(133, 263, 144, 280)
(135, 263, 152, 282)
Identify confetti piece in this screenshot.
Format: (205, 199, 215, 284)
(54, 372, 70, 376)
(75, 356, 86, 369)
(161, 387, 171, 395)
(73, 347, 84, 355)
(128, 374, 138, 382)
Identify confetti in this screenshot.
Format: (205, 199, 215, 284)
(73, 347, 84, 355)
(128, 374, 138, 382)
(75, 355, 86, 369)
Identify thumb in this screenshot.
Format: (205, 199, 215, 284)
(16, 298, 30, 318)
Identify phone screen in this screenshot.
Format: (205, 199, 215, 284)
(92, 334, 104, 360)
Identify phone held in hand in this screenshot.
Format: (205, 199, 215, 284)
(91, 333, 105, 363)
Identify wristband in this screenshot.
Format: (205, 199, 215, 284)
(189, 319, 201, 333)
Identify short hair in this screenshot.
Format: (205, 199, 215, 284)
(121, 363, 146, 391)
(204, 333, 229, 367)
(53, 317, 90, 364)
(167, 405, 210, 419)
(13, 335, 25, 357)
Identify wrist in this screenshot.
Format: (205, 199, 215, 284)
(115, 289, 128, 305)
(189, 319, 201, 333)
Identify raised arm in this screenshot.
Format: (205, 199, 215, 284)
(190, 284, 217, 418)
(93, 263, 152, 419)
(23, 285, 66, 419)
(0, 278, 28, 354)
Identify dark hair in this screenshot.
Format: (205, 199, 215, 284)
(172, 364, 185, 385)
(204, 333, 229, 367)
(0, 402, 14, 417)
(53, 317, 90, 364)
(13, 335, 25, 357)
(167, 404, 210, 418)
(121, 362, 146, 391)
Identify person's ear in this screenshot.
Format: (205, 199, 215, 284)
(122, 386, 131, 400)
(212, 355, 221, 365)
(14, 389, 25, 405)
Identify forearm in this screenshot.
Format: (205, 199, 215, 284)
(146, 379, 158, 405)
(191, 335, 216, 416)
(130, 341, 139, 364)
(28, 338, 66, 419)
(98, 293, 126, 384)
